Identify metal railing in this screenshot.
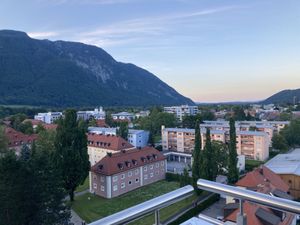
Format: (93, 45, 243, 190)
(89, 185, 194, 225)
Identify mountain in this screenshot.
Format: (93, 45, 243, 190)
(261, 89, 300, 104)
(0, 30, 194, 107)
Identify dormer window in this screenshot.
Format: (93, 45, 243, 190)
(125, 161, 131, 167)
(141, 157, 146, 162)
(118, 163, 124, 170)
(153, 154, 158, 159)
(147, 155, 152, 161)
(132, 159, 138, 166)
(97, 164, 103, 170)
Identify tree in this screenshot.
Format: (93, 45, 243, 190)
(228, 118, 239, 183)
(182, 115, 202, 128)
(192, 120, 201, 191)
(200, 110, 215, 121)
(88, 117, 97, 127)
(54, 109, 90, 201)
(180, 168, 191, 187)
(9, 113, 27, 131)
(272, 133, 288, 152)
(35, 123, 45, 134)
(105, 113, 115, 127)
(212, 141, 229, 175)
(118, 122, 129, 140)
(19, 121, 34, 134)
(201, 128, 217, 181)
(281, 119, 300, 146)
(20, 144, 31, 161)
(0, 125, 8, 154)
(232, 106, 246, 121)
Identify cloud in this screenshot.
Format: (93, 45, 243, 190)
(28, 31, 59, 39)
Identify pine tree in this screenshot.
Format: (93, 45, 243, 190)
(20, 144, 31, 161)
(0, 125, 8, 154)
(192, 120, 201, 191)
(228, 118, 239, 183)
(180, 168, 190, 187)
(117, 122, 128, 140)
(54, 109, 90, 201)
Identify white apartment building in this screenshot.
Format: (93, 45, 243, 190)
(88, 127, 117, 135)
(77, 107, 106, 121)
(163, 105, 198, 121)
(111, 112, 135, 121)
(34, 112, 63, 124)
(128, 129, 150, 148)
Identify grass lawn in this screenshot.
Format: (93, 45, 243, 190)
(71, 180, 195, 224)
(75, 177, 89, 193)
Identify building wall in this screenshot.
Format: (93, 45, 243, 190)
(279, 174, 300, 199)
(128, 131, 149, 148)
(90, 160, 166, 198)
(88, 146, 116, 166)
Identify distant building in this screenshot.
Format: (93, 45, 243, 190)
(4, 126, 38, 155)
(22, 119, 58, 131)
(88, 127, 117, 135)
(163, 105, 198, 121)
(90, 147, 166, 198)
(34, 112, 63, 124)
(128, 129, 149, 148)
(135, 110, 150, 119)
(265, 152, 300, 199)
(162, 126, 270, 161)
(111, 112, 135, 121)
(225, 166, 295, 225)
(77, 107, 106, 121)
(87, 133, 134, 166)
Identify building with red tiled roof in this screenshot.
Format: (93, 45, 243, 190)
(225, 166, 295, 225)
(4, 126, 38, 155)
(90, 147, 166, 198)
(23, 119, 58, 130)
(95, 119, 109, 128)
(87, 133, 134, 166)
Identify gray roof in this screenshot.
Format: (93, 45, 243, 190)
(255, 208, 281, 225)
(265, 153, 300, 176)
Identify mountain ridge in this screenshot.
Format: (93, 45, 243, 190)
(0, 30, 194, 107)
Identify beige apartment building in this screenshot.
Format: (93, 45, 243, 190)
(162, 126, 270, 161)
(87, 133, 134, 166)
(90, 147, 166, 198)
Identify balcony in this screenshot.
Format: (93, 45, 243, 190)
(87, 179, 300, 225)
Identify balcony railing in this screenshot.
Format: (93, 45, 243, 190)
(88, 179, 300, 225)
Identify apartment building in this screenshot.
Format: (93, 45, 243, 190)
(163, 105, 198, 121)
(128, 129, 149, 148)
(88, 127, 117, 135)
(90, 147, 166, 198)
(111, 112, 135, 121)
(34, 112, 63, 124)
(87, 133, 134, 166)
(162, 126, 270, 161)
(77, 107, 106, 120)
(4, 126, 38, 155)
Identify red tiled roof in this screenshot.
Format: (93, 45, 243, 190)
(87, 133, 133, 151)
(236, 166, 289, 193)
(43, 124, 58, 130)
(5, 126, 38, 148)
(91, 146, 165, 176)
(96, 119, 109, 127)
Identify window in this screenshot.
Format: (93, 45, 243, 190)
(93, 183, 97, 189)
(93, 175, 97, 180)
(150, 165, 154, 170)
(144, 174, 148, 180)
(121, 182, 125, 189)
(156, 162, 159, 168)
(150, 173, 153, 178)
(113, 176, 118, 182)
(144, 166, 147, 171)
(101, 185, 105, 191)
(121, 174, 125, 179)
(135, 169, 139, 175)
(135, 178, 139, 183)
(155, 171, 159, 175)
(161, 161, 164, 166)
(128, 180, 132, 185)
(128, 171, 133, 177)
(113, 185, 118, 191)
(101, 176, 105, 182)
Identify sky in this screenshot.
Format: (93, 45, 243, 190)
(1, 0, 300, 102)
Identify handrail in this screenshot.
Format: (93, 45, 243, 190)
(89, 185, 194, 225)
(197, 179, 300, 214)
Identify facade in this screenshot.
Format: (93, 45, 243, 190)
(87, 133, 134, 166)
(90, 147, 166, 198)
(34, 112, 63, 124)
(4, 126, 38, 155)
(135, 110, 150, 118)
(225, 166, 295, 225)
(163, 105, 198, 121)
(88, 127, 117, 135)
(162, 126, 270, 161)
(128, 129, 149, 148)
(265, 152, 300, 199)
(111, 112, 135, 121)
(77, 107, 106, 121)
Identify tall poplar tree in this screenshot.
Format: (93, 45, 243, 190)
(192, 120, 201, 191)
(228, 118, 239, 183)
(54, 109, 90, 201)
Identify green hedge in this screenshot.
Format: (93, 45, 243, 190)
(166, 172, 181, 182)
(168, 194, 220, 225)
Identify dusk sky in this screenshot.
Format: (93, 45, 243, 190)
(1, 0, 300, 102)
